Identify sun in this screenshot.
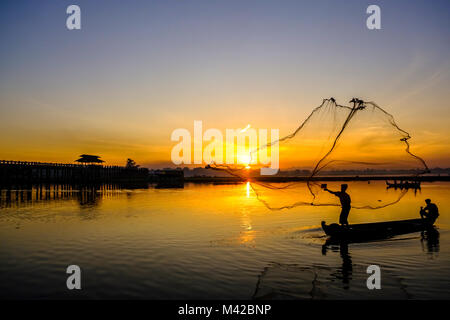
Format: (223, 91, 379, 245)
(237, 154, 252, 169)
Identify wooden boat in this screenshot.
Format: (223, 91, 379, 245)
(321, 217, 435, 240)
(385, 180, 421, 189)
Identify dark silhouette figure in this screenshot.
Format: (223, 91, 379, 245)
(338, 242, 352, 288)
(324, 184, 351, 226)
(322, 241, 352, 289)
(420, 227, 440, 255)
(420, 199, 439, 222)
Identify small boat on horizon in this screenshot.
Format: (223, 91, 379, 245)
(385, 180, 421, 189)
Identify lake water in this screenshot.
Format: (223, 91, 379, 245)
(1, 181, 449, 299)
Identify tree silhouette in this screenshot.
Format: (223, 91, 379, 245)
(126, 158, 140, 169)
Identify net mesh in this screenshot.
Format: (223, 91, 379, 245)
(208, 98, 429, 210)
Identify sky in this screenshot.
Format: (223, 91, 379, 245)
(0, 0, 449, 168)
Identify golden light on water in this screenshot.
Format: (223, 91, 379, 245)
(239, 230, 255, 245)
(239, 206, 254, 245)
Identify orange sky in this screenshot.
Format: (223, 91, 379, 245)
(1, 1, 449, 168)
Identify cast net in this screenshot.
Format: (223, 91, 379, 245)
(208, 98, 428, 210)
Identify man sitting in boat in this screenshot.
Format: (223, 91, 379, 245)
(420, 199, 439, 222)
(324, 184, 351, 226)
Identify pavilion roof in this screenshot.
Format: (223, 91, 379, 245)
(75, 154, 105, 163)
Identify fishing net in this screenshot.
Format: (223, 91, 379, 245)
(208, 98, 429, 210)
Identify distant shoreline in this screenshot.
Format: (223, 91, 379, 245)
(184, 175, 450, 183)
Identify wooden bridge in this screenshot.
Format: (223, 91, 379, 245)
(0, 160, 149, 184)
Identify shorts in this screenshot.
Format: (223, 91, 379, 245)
(339, 207, 351, 225)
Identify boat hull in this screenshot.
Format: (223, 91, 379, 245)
(321, 218, 435, 240)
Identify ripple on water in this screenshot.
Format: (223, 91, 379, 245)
(252, 262, 411, 300)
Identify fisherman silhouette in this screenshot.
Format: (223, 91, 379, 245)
(324, 184, 351, 226)
(420, 199, 439, 222)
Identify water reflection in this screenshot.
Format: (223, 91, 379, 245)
(0, 183, 150, 210)
(421, 227, 440, 257)
(321, 227, 440, 289)
(338, 242, 352, 288)
(246, 181, 250, 198)
(322, 241, 352, 289)
(0, 181, 449, 299)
